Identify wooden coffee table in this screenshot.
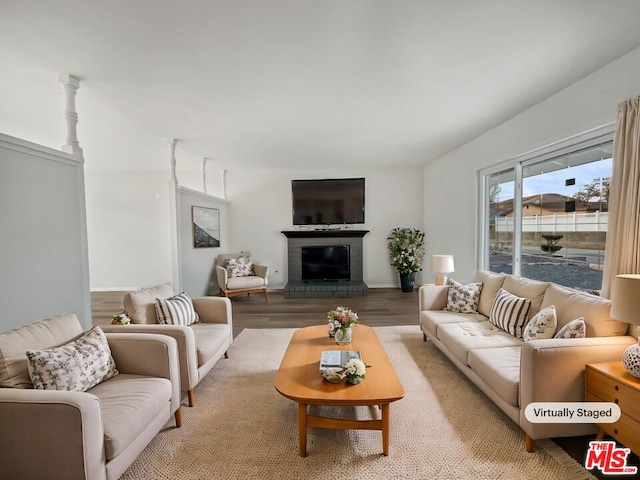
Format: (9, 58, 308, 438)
(274, 325, 404, 457)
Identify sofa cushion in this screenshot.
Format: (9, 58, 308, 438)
(489, 289, 532, 338)
(468, 346, 521, 407)
(0, 313, 84, 388)
(502, 276, 549, 318)
(226, 275, 266, 290)
(88, 374, 171, 460)
(124, 283, 174, 324)
(554, 317, 586, 339)
(437, 321, 523, 366)
(444, 279, 482, 313)
(191, 323, 232, 366)
(540, 284, 628, 337)
(523, 305, 557, 341)
(26, 326, 118, 392)
(475, 270, 508, 317)
(420, 310, 487, 340)
(155, 292, 199, 326)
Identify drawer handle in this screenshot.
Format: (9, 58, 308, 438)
(615, 385, 619, 391)
(615, 399, 619, 404)
(614, 429, 619, 435)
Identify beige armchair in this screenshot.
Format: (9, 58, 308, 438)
(0, 313, 181, 480)
(102, 283, 233, 407)
(215, 251, 269, 302)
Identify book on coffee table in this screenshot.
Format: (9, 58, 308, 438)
(319, 350, 362, 371)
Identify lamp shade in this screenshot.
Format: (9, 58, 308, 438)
(610, 274, 640, 326)
(432, 255, 455, 273)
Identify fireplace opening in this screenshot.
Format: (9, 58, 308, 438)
(301, 245, 350, 282)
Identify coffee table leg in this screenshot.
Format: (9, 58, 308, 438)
(298, 403, 308, 457)
(381, 403, 390, 456)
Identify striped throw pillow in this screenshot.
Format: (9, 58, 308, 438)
(489, 288, 531, 338)
(155, 292, 199, 326)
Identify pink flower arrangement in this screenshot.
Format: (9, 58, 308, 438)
(327, 306, 359, 333)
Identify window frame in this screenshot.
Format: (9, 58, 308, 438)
(477, 124, 615, 278)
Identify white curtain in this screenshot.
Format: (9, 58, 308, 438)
(602, 97, 640, 305)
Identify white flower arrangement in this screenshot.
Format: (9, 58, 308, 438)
(111, 313, 131, 325)
(343, 358, 368, 377)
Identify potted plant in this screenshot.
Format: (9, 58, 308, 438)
(387, 227, 425, 292)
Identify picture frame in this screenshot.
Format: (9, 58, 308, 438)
(192, 206, 220, 248)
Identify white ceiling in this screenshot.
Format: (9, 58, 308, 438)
(2, 1, 640, 169)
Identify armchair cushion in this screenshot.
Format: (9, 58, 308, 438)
(26, 326, 118, 392)
(124, 283, 174, 324)
(226, 275, 266, 290)
(155, 292, 199, 326)
(225, 255, 254, 277)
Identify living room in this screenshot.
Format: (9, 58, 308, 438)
(2, 2, 640, 479)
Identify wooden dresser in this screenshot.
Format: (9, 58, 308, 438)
(585, 361, 640, 455)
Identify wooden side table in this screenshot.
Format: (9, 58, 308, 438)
(585, 361, 640, 455)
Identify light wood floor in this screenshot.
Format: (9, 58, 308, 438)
(91, 288, 420, 338)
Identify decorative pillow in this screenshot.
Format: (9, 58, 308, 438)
(489, 288, 532, 338)
(523, 305, 557, 341)
(225, 256, 254, 278)
(155, 292, 199, 326)
(554, 317, 586, 339)
(443, 279, 483, 314)
(26, 326, 118, 392)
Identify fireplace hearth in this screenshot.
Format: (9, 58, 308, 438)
(282, 230, 369, 298)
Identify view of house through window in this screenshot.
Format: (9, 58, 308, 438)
(485, 139, 612, 291)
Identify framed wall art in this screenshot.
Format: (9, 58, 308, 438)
(192, 206, 220, 248)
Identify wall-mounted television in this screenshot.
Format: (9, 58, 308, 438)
(292, 178, 365, 225)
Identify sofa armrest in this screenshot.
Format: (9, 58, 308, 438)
(520, 336, 636, 405)
(418, 285, 449, 311)
(216, 265, 228, 290)
(193, 296, 234, 348)
(105, 333, 180, 414)
(253, 263, 269, 281)
(0, 389, 105, 480)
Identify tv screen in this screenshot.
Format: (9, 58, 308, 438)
(301, 245, 350, 281)
(292, 178, 365, 225)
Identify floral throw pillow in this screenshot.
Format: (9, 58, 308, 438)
(225, 256, 254, 278)
(26, 326, 118, 392)
(554, 317, 586, 339)
(523, 305, 557, 341)
(444, 279, 483, 314)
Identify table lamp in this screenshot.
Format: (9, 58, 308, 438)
(432, 255, 454, 286)
(610, 274, 640, 378)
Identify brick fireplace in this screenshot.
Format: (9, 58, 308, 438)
(282, 230, 369, 298)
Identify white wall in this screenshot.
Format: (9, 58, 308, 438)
(0, 134, 91, 331)
(224, 167, 424, 288)
(424, 46, 640, 284)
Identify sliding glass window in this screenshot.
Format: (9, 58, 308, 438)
(480, 134, 612, 291)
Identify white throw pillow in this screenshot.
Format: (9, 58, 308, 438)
(523, 305, 557, 341)
(443, 279, 482, 314)
(489, 288, 532, 338)
(554, 317, 586, 339)
(26, 326, 118, 392)
(155, 292, 200, 326)
(225, 256, 254, 278)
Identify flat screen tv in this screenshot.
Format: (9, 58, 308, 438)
(301, 245, 350, 281)
(292, 178, 365, 225)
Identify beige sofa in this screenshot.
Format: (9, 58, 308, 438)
(419, 270, 636, 452)
(0, 313, 181, 480)
(102, 283, 233, 407)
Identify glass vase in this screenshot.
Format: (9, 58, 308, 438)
(335, 326, 352, 345)
(347, 375, 364, 384)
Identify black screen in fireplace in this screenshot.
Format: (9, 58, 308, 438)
(301, 245, 350, 282)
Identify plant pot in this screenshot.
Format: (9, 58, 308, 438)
(399, 272, 416, 293)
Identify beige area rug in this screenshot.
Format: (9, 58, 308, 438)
(121, 326, 596, 480)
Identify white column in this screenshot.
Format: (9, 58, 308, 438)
(58, 74, 83, 156)
(202, 157, 208, 194)
(167, 138, 181, 291)
(168, 139, 178, 182)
